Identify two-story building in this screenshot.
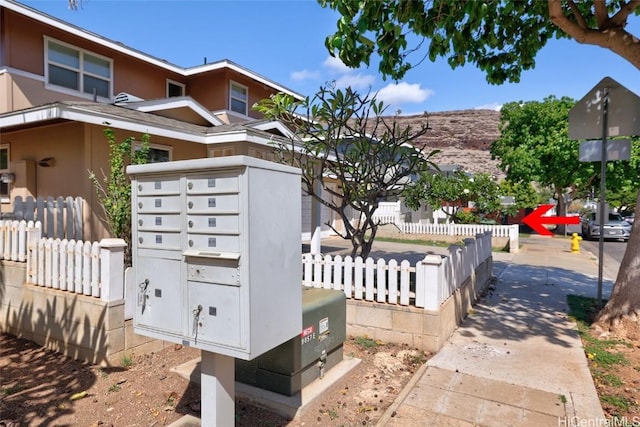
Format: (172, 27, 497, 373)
(0, 0, 335, 241)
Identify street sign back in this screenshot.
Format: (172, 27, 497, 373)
(569, 76, 640, 139)
(579, 139, 631, 162)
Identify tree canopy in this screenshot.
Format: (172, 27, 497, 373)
(319, 0, 640, 83)
(254, 85, 438, 258)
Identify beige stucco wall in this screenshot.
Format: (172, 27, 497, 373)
(1, 121, 208, 241)
(2, 8, 282, 114)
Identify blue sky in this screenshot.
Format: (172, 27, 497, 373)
(19, 0, 640, 114)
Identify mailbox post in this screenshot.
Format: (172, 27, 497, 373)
(128, 156, 302, 425)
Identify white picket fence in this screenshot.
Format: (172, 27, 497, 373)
(303, 231, 493, 310)
(0, 219, 125, 302)
(12, 195, 83, 240)
(399, 222, 516, 238)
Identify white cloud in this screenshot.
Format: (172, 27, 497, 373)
(474, 103, 503, 111)
(290, 69, 320, 81)
(322, 55, 352, 74)
(334, 73, 376, 90)
(375, 82, 434, 105)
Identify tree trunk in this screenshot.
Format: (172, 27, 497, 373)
(593, 191, 640, 340)
(555, 186, 567, 235)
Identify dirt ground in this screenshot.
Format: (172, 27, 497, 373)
(0, 333, 429, 427)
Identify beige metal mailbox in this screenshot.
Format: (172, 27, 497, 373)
(128, 156, 302, 360)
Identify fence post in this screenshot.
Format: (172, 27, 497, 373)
(99, 238, 126, 302)
(26, 225, 42, 284)
(415, 254, 443, 310)
(508, 224, 519, 253)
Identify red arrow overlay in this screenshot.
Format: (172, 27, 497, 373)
(522, 204, 580, 236)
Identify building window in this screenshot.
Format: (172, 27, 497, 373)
(167, 80, 185, 97)
(46, 38, 112, 99)
(0, 145, 9, 201)
(210, 148, 235, 158)
(230, 81, 248, 115)
(135, 143, 172, 163)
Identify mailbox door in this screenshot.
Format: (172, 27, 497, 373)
(136, 257, 183, 334)
(188, 281, 242, 348)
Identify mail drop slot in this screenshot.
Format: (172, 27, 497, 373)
(186, 174, 239, 194)
(187, 257, 240, 285)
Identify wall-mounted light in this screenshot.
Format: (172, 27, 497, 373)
(37, 157, 56, 167)
(1, 173, 15, 184)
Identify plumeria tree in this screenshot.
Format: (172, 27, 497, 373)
(255, 85, 438, 258)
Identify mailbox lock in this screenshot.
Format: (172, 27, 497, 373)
(192, 304, 203, 343)
(188, 220, 193, 228)
(188, 182, 193, 190)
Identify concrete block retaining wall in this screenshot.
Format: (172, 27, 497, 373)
(0, 260, 168, 366)
(346, 257, 493, 353)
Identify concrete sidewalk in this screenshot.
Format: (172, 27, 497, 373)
(378, 235, 614, 426)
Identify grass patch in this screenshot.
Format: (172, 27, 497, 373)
(375, 236, 462, 248)
(567, 295, 629, 369)
(121, 353, 133, 368)
(601, 394, 634, 412)
(593, 371, 624, 387)
(566, 294, 604, 325)
(108, 384, 121, 393)
(353, 335, 380, 349)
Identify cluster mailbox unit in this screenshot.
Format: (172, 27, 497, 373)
(128, 156, 302, 360)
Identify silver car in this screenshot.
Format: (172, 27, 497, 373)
(581, 212, 631, 241)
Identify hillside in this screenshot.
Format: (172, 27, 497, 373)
(391, 109, 503, 178)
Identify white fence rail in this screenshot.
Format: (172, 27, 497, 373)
(0, 219, 126, 302)
(303, 231, 493, 310)
(12, 195, 83, 240)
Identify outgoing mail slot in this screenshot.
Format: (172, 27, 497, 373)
(137, 195, 182, 213)
(137, 178, 180, 195)
(186, 174, 239, 194)
(187, 257, 240, 285)
(187, 234, 240, 252)
(187, 194, 238, 213)
(187, 215, 239, 233)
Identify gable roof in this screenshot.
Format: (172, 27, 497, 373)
(1, 0, 304, 101)
(116, 96, 224, 127)
(0, 100, 294, 145)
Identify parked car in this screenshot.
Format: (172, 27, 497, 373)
(624, 214, 635, 226)
(580, 212, 631, 241)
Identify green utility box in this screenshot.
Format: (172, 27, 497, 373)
(235, 287, 346, 396)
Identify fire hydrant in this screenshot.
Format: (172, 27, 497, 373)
(570, 232, 582, 253)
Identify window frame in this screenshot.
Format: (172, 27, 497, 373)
(166, 79, 185, 97)
(229, 80, 248, 116)
(44, 37, 113, 100)
(135, 142, 172, 163)
(0, 145, 10, 202)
